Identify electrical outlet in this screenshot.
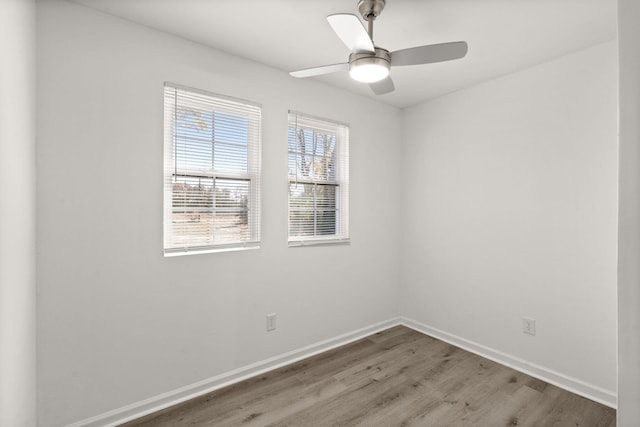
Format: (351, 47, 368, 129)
(522, 317, 536, 336)
(266, 313, 277, 332)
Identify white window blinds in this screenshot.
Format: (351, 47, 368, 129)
(288, 111, 349, 245)
(164, 83, 261, 255)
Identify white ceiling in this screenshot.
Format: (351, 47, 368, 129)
(69, 0, 617, 109)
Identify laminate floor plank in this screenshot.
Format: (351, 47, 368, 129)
(367, 325, 419, 344)
(120, 326, 615, 427)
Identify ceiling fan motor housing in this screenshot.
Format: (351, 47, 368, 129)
(358, 0, 386, 20)
(349, 47, 390, 66)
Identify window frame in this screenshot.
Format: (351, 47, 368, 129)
(287, 111, 349, 246)
(163, 83, 261, 256)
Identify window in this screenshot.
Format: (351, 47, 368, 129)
(288, 111, 349, 245)
(164, 84, 261, 255)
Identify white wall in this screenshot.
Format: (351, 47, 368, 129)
(400, 42, 618, 405)
(0, 0, 37, 426)
(36, 2, 401, 426)
(617, 0, 640, 424)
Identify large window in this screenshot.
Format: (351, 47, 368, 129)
(164, 84, 261, 255)
(288, 111, 349, 245)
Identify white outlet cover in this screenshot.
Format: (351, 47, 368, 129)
(523, 317, 536, 336)
(266, 314, 277, 332)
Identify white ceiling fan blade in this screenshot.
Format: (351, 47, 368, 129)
(289, 62, 348, 78)
(327, 14, 375, 54)
(391, 41, 468, 66)
(369, 76, 395, 95)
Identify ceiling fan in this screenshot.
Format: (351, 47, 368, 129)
(289, 0, 468, 95)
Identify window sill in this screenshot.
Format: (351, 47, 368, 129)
(288, 238, 350, 248)
(164, 244, 260, 257)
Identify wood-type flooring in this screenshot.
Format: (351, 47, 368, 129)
(120, 326, 615, 427)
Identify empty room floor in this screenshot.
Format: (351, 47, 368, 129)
(121, 326, 615, 427)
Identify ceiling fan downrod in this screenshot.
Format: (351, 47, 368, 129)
(357, 0, 385, 39)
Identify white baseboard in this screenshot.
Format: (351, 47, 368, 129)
(400, 316, 617, 409)
(67, 317, 402, 427)
(69, 315, 616, 426)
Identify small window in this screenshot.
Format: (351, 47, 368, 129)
(164, 84, 261, 255)
(288, 111, 349, 245)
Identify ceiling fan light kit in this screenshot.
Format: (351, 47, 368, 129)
(289, 0, 468, 95)
(349, 48, 390, 83)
